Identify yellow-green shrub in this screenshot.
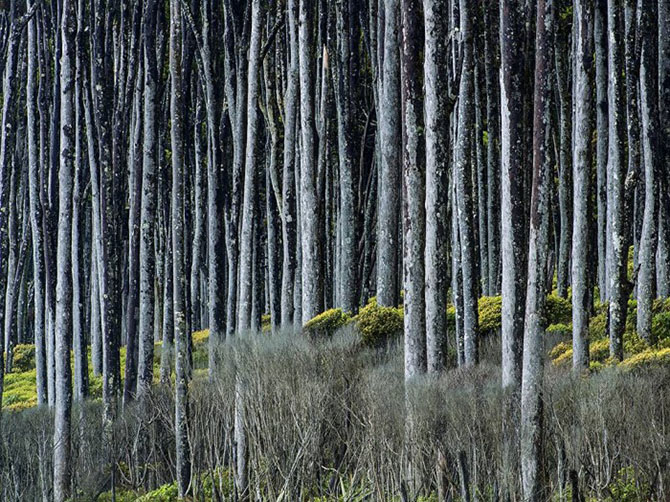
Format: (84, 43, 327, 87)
(621, 348, 670, 369)
(11, 344, 36, 372)
(545, 294, 572, 325)
(478, 296, 502, 332)
(304, 308, 351, 338)
(589, 311, 608, 340)
(652, 312, 670, 342)
(354, 299, 403, 347)
(546, 323, 572, 337)
(261, 314, 272, 332)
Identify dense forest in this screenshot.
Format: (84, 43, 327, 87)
(0, 0, 669, 500)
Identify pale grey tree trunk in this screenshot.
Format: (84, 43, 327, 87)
(238, 0, 262, 333)
(137, 0, 159, 396)
(659, 0, 670, 297)
(73, 0, 89, 400)
(484, 0, 501, 295)
(454, 0, 479, 367)
(54, 0, 76, 497)
(26, 0, 48, 405)
(281, 0, 299, 328)
(500, 0, 526, 390)
(191, 91, 206, 331)
(595, 0, 609, 301)
(169, 0, 192, 495)
(520, 2, 553, 499)
(606, 0, 627, 361)
(636, 0, 659, 343)
(377, 0, 401, 307)
(572, 0, 594, 372)
(555, 15, 572, 300)
(401, 0, 426, 380)
(333, 0, 357, 314)
(424, 0, 450, 373)
(299, 0, 324, 324)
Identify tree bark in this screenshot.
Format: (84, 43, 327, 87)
(520, 2, 553, 498)
(401, 0, 426, 380)
(54, 0, 76, 497)
(636, 0, 659, 343)
(299, 0, 324, 324)
(572, 0, 594, 372)
(377, 0, 402, 308)
(169, 0, 192, 495)
(424, 0, 450, 373)
(606, 0, 628, 361)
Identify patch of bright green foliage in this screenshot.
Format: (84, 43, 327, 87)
(2, 330, 216, 412)
(97, 467, 233, 501)
(550, 298, 670, 370)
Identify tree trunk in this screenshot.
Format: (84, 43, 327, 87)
(299, 0, 324, 324)
(377, 0, 401, 307)
(424, 0, 450, 373)
(572, 0, 594, 372)
(454, 0, 479, 367)
(54, 0, 76, 497)
(401, 0, 426, 380)
(595, 0, 609, 301)
(606, 0, 627, 361)
(636, 0, 659, 343)
(169, 0, 192, 494)
(520, 2, 553, 498)
(137, 0, 159, 396)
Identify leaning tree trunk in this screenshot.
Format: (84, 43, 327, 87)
(54, 0, 76, 498)
(571, 0, 594, 372)
(636, 0, 659, 343)
(520, 2, 553, 499)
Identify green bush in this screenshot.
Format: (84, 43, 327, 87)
(11, 344, 36, 372)
(478, 296, 502, 332)
(304, 308, 351, 338)
(589, 311, 608, 340)
(652, 312, 670, 343)
(354, 298, 403, 347)
(545, 294, 572, 325)
(546, 323, 572, 337)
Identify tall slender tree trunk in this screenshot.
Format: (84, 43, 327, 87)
(333, 0, 357, 314)
(27, 0, 48, 405)
(454, 0, 479, 366)
(137, 0, 159, 396)
(572, 0, 594, 372)
(377, 0, 401, 307)
(595, 0, 609, 301)
(169, 0, 192, 495)
(238, 0, 262, 333)
(606, 0, 627, 361)
(424, 0, 450, 373)
(520, 2, 553, 499)
(54, 0, 76, 498)
(281, 0, 299, 328)
(637, 0, 659, 343)
(299, 0, 324, 324)
(401, 0, 426, 380)
(659, 0, 670, 297)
